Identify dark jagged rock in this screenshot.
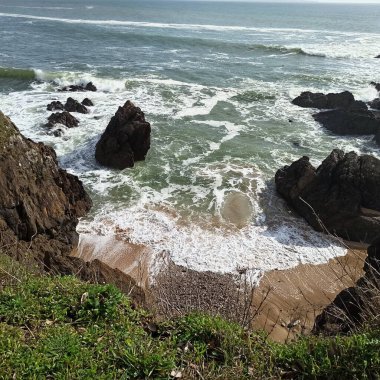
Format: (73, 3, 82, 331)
(370, 82, 380, 92)
(59, 82, 97, 92)
(312, 108, 380, 135)
(46, 111, 79, 129)
(64, 97, 88, 114)
(275, 149, 380, 243)
(292, 90, 380, 136)
(95, 100, 151, 169)
(375, 55, 380, 59)
(85, 82, 97, 92)
(0, 110, 91, 262)
(82, 98, 94, 107)
(314, 237, 380, 335)
(292, 91, 356, 109)
(47, 100, 64, 111)
(368, 98, 380, 111)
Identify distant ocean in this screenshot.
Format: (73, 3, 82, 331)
(0, 0, 379, 279)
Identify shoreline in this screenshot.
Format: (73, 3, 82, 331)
(72, 233, 366, 342)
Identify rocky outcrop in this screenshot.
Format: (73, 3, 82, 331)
(312, 108, 380, 135)
(47, 111, 79, 129)
(292, 91, 356, 109)
(0, 111, 145, 303)
(82, 98, 94, 107)
(95, 101, 151, 169)
(59, 82, 97, 92)
(47, 101, 64, 111)
(64, 97, 88, 114)
(292, 90, 380, 138)
(314, 237, 380, 335)
(275, 149, 380, 243)
(0, 111, 91, 264)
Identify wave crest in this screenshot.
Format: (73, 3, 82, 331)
(0, 67, 36, 80)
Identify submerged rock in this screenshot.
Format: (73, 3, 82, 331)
(292, 91, 356, 109)
(0, 110, 92, 266)
(59, 82, 97, 92)
(47, 100, 64, 111)
(46, 111, 79, 129)
(95, 100, 151, 169)
(64, 97, 88, 114)
(275, 149, 380, 243)
(220, 192, 253, 227)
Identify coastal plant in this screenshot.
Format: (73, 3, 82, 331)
(1, 253, 380, 379)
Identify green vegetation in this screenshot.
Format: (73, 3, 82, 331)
(0, 254, 379, 379)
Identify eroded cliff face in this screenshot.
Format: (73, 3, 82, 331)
(0, 111, 145, 303)
(0, 111, 92, 269)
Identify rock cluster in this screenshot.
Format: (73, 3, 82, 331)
(275, 149, 380, 243)
(59, 82, 97, 92)
(95, 100, 151, 169)
(292, 90, 380, 139)
(45, 96, 94, 132)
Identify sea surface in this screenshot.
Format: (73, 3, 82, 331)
(0, 0, 379, 280)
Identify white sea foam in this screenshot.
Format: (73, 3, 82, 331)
(77, 203, 347, 282)
(0, 12, 379, 38)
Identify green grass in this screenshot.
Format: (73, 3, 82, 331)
(0, 253, 379, 379)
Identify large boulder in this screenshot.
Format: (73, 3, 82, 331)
(95, 100, 151, 169)
(275, 149, 380, 243)
(376, 130, 380, 146)
(0, 111, 92, 265)
(46, 111, 79, 128)
(292, 90, 380, 137)
(312, 108, 380, 135)
(292, 91, 356, 109)
(64, 97, 88, 114)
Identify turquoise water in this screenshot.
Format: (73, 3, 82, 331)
(0, 1, 379, 275)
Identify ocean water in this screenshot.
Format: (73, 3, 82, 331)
(0, 0, 379, 279)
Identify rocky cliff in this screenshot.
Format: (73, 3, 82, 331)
(0, 111, 91, 269)
(0, 111, 145, 302)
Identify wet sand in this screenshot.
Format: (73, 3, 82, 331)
(72, 234, 367, 342)
(252, 247, 366, 341)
